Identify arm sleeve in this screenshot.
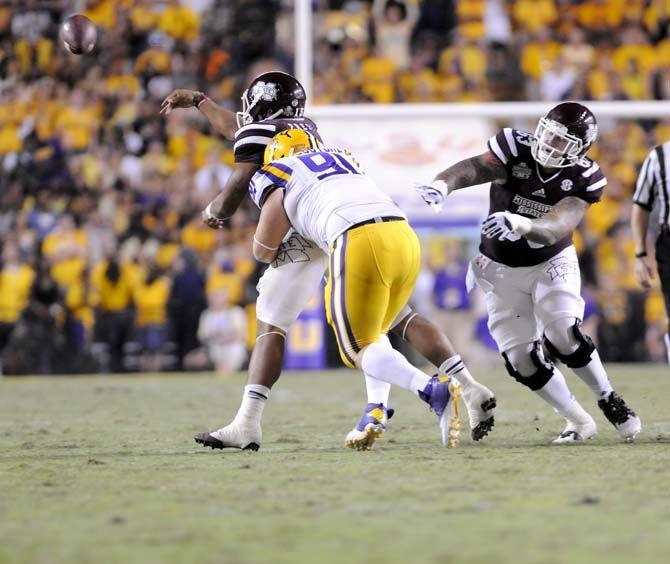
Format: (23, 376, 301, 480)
(632, 149, 657, 210)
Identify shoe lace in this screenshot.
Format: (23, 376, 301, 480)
(447, 380, 462, 449)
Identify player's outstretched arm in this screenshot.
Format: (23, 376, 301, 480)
(252, 190, 292, 263)
(435, 150, 507, 193)
(416, 151, 507, 212)
(203, 163, 259, 228)
(160, 89, 238, 139)
(483, 196, 589, 246)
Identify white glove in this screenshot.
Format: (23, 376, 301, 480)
(415, 180, 448, 213)
(482, 212, 533, 241)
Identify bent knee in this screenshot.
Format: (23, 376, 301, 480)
(504, 343, 538, 377)
(544, 317, 580, 355)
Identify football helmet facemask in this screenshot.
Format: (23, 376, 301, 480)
(531, 102, 598, 169)
(237, 71, 307, 128)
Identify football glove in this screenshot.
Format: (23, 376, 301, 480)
(482, 212, 533, 241)
(415, 180, 448, 213)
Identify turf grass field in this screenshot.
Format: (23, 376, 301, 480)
(1, 365, 669, 564)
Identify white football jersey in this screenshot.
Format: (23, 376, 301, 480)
(249, 148, 405, 252)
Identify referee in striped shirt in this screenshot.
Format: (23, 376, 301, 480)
(631, 141, 670, 361)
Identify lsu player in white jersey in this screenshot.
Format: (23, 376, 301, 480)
(248, 129, 467, 447)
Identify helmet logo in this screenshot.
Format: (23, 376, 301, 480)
(251, 81, 278, 102)
(560, 179, 573, 191)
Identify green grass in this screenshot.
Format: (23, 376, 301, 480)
(1, 365, 670, 564)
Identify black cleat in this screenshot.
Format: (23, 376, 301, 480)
(481, 397, 497, 412)
(472, 416, 495, 441)
(597, 391, 641, 440)
(194, 433, 260, 451)
(471, 396, 496, 441)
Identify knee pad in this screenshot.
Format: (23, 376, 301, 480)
(544, 320, 595, 369)
(502, 342, 554, 391)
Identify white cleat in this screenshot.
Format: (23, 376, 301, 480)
(552, 415, 597, 444)
(194, 420, 262, 451)
(457, 378, 496, 441)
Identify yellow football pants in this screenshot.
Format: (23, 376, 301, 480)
(325, 220, 421, 368)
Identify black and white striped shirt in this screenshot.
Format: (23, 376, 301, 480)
(233, 117, 320, 165)
(633, 142, 670, 224)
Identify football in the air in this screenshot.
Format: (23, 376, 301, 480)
(60, 14, 97, 55)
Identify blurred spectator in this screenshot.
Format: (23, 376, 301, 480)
(196, 288, 248, 376)
(90, 256, 136, 372)
(372, 0, 420, 71)
(133, 261, 171, 372)
(2, 261, 63, 374)
(168, 249, 206, 370)
(0, 241, 34, 365)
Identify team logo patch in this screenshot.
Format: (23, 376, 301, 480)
(546, 257, 580, 283)
(251, 81, 278, 102)
(512, 162, 532, 179)
(560, 179, 573, 191)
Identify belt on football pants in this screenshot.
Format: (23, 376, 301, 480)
(348, 216, 405, 232)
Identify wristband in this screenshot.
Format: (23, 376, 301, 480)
(635, 251, 647, 258)
(193, 91, 210, 108)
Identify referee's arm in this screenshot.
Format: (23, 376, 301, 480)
(631, 149, 658, 288)
(632, 204, 655, 288)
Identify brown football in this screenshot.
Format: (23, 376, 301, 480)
(60, 14, 97, 55)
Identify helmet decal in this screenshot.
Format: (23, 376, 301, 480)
(251, 81, 278, 102)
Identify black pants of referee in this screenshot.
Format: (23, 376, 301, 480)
(655, 227, 670, 334)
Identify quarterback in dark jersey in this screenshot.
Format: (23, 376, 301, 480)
(160, 72, 496, 451)
(418, 102, 640, 444)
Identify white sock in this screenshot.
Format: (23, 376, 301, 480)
(365, 375, 391, 406)
(665, 334, 670, 365)
(439, 355, 475, 390)
(534, 367, 589, 422)
(571, 350, 613, 398)
(233, 384, 270, 426)
(361, 341, 431, 395)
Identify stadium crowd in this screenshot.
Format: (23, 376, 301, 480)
(0, 0, 668, 374)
